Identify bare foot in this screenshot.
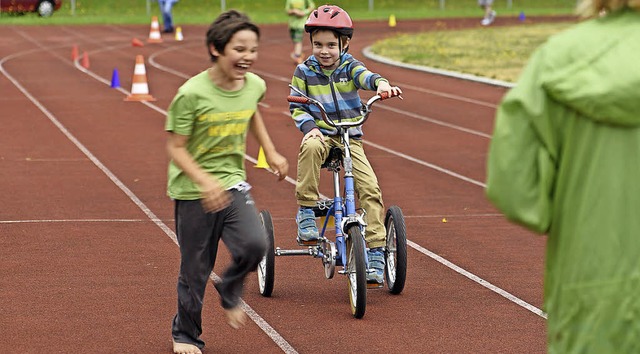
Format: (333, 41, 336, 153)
(224, 306, 247, 329)
(172, 340, 202, 354)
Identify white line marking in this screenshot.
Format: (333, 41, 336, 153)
(0, 219, 163, 224)
(3, 33, 298, 354)
(408, 240, 547, 319)
(363, 140, 487, 188)
(2, 30, 545, 328)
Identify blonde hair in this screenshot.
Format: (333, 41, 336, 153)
(577, 0, 640, 17)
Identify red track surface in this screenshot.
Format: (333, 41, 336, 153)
(1, 15, 574, 353)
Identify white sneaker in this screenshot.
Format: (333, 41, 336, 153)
(482, 10, 496, 26)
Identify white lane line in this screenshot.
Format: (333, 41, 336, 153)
(408, 240, 547, 319)
(0, 219, 165, 224)
(4, 30, 545, 327)
(141, 43, 547, 320)
(363, 140, 487, 188)
(3, 32, 299, 354)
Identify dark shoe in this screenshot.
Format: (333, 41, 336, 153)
(162, 28, 174, 34)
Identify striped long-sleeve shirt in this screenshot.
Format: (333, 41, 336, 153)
(289, 53, 388, 138)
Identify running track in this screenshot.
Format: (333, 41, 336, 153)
(1, 16, 573, 353)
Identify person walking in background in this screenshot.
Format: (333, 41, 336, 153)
(285, 0, 315, 64)
(479, 0, 496, 25)
(289, 5, 402, 287)
(158, 0, 179, 33)
(486, 0, 640, 352)
(166, 10, 289, 354)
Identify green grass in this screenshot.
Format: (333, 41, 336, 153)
(0, 0, 579, 25)
(370, 22, 573, 82)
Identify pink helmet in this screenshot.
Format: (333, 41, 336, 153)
(304, 5, 354, 38)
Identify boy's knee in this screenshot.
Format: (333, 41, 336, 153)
(301, 136, 324, 152)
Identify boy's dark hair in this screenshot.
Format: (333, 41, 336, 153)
(206, 10, 260, 62)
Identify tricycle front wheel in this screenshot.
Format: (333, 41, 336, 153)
(346, 225, 367, 319)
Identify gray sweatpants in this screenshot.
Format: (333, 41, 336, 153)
(171, 189, 267, 348)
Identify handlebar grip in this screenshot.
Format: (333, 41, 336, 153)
(379, 91, 402, 100)
(287, 95, 309, 103)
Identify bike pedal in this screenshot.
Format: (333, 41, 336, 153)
(296, 238, 320, 246)
(366, 282, 384, 289)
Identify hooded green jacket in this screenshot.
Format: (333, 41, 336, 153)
(486, 9, 640, 354)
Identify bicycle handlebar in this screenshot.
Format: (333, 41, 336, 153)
(287, 84, 401, 129)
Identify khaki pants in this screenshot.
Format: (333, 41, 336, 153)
(296, 136, 386, 248)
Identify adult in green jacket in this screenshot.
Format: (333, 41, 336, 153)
(486, 1, 640, 353)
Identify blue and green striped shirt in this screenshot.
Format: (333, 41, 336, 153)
(289, 53, 388, 138)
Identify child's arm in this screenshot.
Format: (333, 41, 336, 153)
(249, 109, 289, 181)
(350, 60, 403, 97)
(166, 132, 231, 212)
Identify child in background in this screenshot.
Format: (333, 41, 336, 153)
(479, 0, 496, 26)
(286, 0, 315, 64)
(166, 10, 288, 354)
(289, 4, 402, 286)
(157, 0, 179, 33)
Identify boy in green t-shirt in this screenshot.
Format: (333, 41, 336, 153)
(285, 0, 314, 64)
(165, 10, 288, 354)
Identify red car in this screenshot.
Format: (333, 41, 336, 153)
(1, 0, 63, 17)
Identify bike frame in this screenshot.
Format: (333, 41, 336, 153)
(288, 84, 396, 268)
(316, 126, 364, 267)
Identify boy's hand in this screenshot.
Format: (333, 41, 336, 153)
(302, 128, 324, 144)
(377, 81, 403, 99)
(200, 178, 231, 213)
(267, 152, 289, 181)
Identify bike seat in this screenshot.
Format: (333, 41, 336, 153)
(321, 146, 343, 169)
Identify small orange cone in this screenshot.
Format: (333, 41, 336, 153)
(125, 55, 156, 102)
(81, 51, 90, 69)
(131, 38, 144, 47)
(254, 147, 270, 168)
(147, 16, 163, 43)
(175, 26, 184, 41)
(71, 45, 78, 61)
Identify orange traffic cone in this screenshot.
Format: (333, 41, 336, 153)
(125, 55, 156, 102)
(71, 44, 78, 61)
(147, 16, 163, 43)
(131, 38, 144, 47)
(175, 26, 184, 41)
(81, 51, 90, 69)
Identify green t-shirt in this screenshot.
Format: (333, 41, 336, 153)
(285, 0, 314, 30)
(165, 70, 266, 200)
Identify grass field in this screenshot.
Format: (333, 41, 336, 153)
(370, 22, 573, 82)
(0, 0, 580, 25)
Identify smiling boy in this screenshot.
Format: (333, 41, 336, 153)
(166, 10, 288, 354)
(288, 5, 401, 286)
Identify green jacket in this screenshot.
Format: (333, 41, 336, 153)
(486, 9, 640, 354)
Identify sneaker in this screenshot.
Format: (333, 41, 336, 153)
(481, 10, 496, 26)
(296, 208, 319, 243)
(366, 247, 385, 285)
